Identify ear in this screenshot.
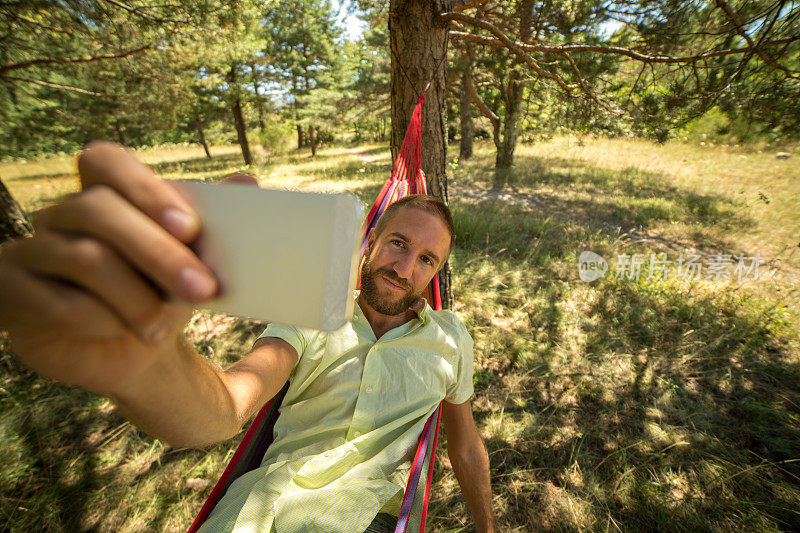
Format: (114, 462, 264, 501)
(367, 228, 376, 249)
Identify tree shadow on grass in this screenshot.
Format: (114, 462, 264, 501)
(0, 314, 269, 532)
(432, 263, 800, 531)
(0, 352, 120, 531)
(454, 153, 756, 256)
(302, 156, 391, 183)
(277, 144, 388, 167)
(343, 145, 390, 158)
(4, 171, 78, 183)
(151, 153, 244, 177)
(430, 187, 799, 531)
(347, 181, 390, 204)
(6, 153, 246, 184)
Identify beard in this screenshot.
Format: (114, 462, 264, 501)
(360, 256, 426, 316)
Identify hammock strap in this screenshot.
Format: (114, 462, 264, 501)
(395, 402, 442, 533)
(389, 43, 447, 100)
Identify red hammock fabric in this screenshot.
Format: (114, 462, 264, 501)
(188, 95, 441, 533)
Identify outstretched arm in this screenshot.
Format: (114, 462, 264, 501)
(0, 141, 295, 449)
(442, 399, 496, 533)
(112, 335, 297, 448)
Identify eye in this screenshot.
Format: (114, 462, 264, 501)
(422, 256, 433, 266)
(390, 239, 404, 248)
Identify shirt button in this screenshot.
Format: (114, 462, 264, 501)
(365, 386, 373, 394)
(354, 431, 361, 438)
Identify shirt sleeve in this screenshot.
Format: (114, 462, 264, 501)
(445, 320, 475, 405)
(257, 323, 315, 379)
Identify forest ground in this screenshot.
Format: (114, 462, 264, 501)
(1, 137, 799, 532)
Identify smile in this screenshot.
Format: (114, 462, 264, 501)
(380, 275, 406, 292)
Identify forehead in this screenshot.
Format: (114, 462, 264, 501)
(381, 207, 451, 256)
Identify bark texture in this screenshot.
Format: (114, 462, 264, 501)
(389, 0, 453, 308)
(296, 122, 304, 149)
(0, 178, 33, 245)
(459, 58, 474, 160)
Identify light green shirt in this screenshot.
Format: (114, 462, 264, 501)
(198, 298, 475, 533)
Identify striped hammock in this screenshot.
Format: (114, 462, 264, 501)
(188, 95, 442, 533)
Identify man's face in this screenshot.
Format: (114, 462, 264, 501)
(360, 207, 451, 316)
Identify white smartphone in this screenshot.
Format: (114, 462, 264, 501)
(171, 180, 363, 331)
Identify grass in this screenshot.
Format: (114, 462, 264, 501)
(1, 137, 799, 531)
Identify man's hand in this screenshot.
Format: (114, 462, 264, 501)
(0, 146, 295, 448)
(0, 141, 220, 395)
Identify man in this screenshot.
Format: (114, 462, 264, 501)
(0, 142, 495, 532)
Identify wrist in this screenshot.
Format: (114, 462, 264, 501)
(108, 332, 239, 448)
(110, 331, 188, 404)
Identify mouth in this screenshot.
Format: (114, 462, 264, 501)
(380, 274, 407, 292)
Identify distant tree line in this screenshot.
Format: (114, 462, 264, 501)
(1, 0, 798, 172)
(0, 0, 390, 162)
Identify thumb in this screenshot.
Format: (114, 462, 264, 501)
(221, 173, 259, 186)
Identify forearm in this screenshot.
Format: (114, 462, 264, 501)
(449, 437, 495, 532)
(110, 334, 241, 448)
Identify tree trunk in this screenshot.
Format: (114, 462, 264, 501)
(231, 96, 253, 166)
(0, 177, 33, 244)
(309, 125, 317, 157)
(228, 66, 253, 166)
(389, 0, 452, 308)
(459, 69, 474, 160)
(114, 120, 127, 147)
(195, 115, 212, 160)
(296, 123, 304, 149)
(493, 76, 523, 188)
(251, 64, 267, 135)
(492, 0, 533, 189)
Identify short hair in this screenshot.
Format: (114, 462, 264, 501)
(371, 194, 456, 254)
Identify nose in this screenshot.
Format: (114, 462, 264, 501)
(392, 253, 415, 282)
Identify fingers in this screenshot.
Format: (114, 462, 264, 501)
(33, 184, 218, 304)
(78, 141, 201, 243)
(0, 256, 127, 340)
(9, 230, 167, 340)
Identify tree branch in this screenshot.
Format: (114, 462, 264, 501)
(0, 44, 151, 76)
(465, 71, 500, 147)
(560, 51, 620, 114)
(714, 0, 799, 77)
(3, 76, 105, 97)
(99, 0, 190, 24)
(447, 28, 800, 65)
(441, 12, 579, 93)
(449, 0, 491, 12)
